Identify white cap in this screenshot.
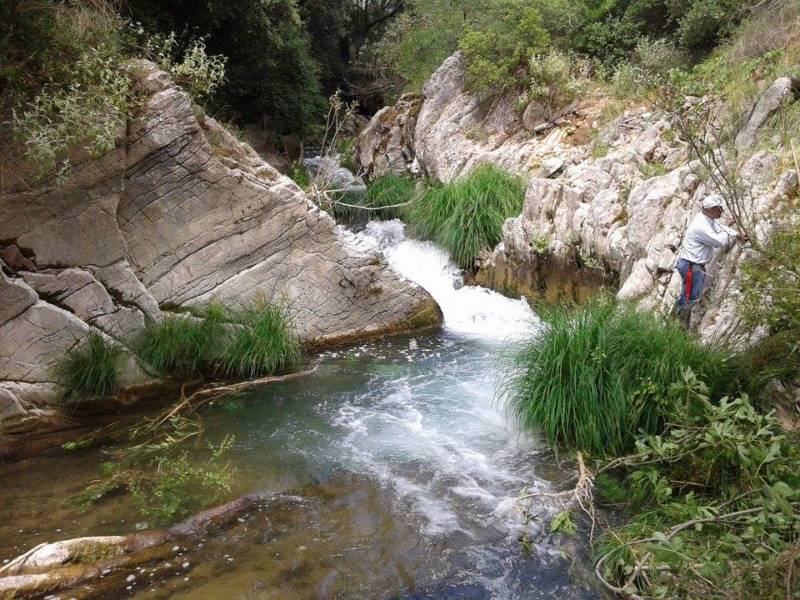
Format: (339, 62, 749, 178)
(701, 194, 724, 210)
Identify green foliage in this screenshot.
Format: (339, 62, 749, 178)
(2, 1, 228, 182)
(740, 225, 800, 333)
(736, 223, 800, 396)
(596, 370, 800, 599)
(71, 416, 235, 526)
(143, 32, 226, 101)
(289, 162, 311, 189)
(4, 1, 130, 179)
(459, 0, 550, 92)
(527, 50, 583, 116)
(134, 300, 301, 380)
(503, 298, 733, 455)
(133, 310, 227, 378)
(124, 0, 324, 135)
(56, 333, 123, 403)
(360, 173, 417, 220)
(218, 299, 302, 379)
(407, 164, 525, 269)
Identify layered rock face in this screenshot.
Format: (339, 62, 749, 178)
(359, 53, 585, 184)
(358, 53, 798, 344)
(0, 62, 439, 431)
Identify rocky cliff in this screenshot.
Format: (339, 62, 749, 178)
(358, 53, 799, 344)
(0, 62, 440, 432)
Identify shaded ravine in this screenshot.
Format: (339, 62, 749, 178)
(0, 221, 600, 599)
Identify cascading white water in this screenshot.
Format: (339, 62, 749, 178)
(359, 220, 539, 340)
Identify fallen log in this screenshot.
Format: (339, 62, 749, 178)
(0, 491, 272, 597)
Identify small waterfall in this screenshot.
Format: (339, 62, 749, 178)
(359, 220, 539, 340)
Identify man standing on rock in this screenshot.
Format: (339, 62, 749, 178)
(675, 194, 748, 324)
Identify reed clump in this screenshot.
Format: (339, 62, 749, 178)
(407, 164, 525, 269)
(503, 298, 733, 455)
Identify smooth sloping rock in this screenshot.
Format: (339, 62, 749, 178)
(736, 76, 800, 148)
(120, 63, 437, 344)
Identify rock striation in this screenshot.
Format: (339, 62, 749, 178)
(358, 53, 799, 345)
(0, 61, 439, 432)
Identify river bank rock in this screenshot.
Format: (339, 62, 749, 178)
(359, 54, 798, 345)
(0, 61, 440, 434)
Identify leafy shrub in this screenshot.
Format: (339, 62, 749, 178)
(57, 333, 124, 403)
(7, 1, 131, 178)
(143, 32, 226, 101)
(458, 0, 550, 92)
(289, 162, 311, 189)
(502, 298, 733, 455)
(736, 223, 800, 395)
(4, 1, 228, 182)
(407, 164, 525, 269)
(528, 50, 582, 116)
(218, 299, 302, 379)
(595, 370, 800, 599)
(124, 0, 325, 135)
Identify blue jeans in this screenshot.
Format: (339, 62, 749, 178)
(675, 258, 706, 307)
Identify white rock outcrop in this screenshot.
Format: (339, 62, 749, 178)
(359, 53, 798, 344)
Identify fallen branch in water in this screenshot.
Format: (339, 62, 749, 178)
(0, 492, 272, 597)
(147, 361, 320, 430)
(518, 452, 597, 541)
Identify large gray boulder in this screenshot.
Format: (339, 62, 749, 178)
(0, 61, 440, 432)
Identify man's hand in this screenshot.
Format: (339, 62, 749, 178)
(738, 231, 749, 243)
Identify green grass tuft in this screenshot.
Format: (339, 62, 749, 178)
(57, 333, 123, 402)
(360, 173, 417, 220)
(407, 164, 525, 269)
(134, 300, 301, 380)
(218, 299, 302, 378)
(502, 298, 734, 456)
(133, 308, 227, 378)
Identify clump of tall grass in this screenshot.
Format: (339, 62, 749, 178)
(134, 300, 301, 380)
(407, 164, 525, 269)
(133, 305, 228, 378)
(57, 333, 123, 402)
(360, 173, 417, 220)
(502, 298, 733, 455)
(218, 299, 302, 378)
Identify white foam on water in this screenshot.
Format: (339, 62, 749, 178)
(358, 219, 539, 340)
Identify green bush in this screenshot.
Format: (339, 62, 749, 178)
(289, 162, 311, 189)
(124, 0, 324, 135)
(595, 370, 800, 599)
(458, 0, 550, 92)
(218, 299, 302, 378)
(736, 223, 800, 396)
(57, 333, 124, 402)
(407, 164, 525, 269)
(528, 50, 582, 116)
(503, 298, 733, 455)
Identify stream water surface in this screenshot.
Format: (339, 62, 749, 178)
(0, 221, 600, 599)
